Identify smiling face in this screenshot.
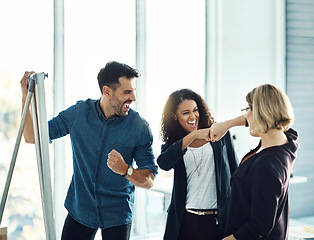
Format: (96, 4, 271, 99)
(109, 76, 136, 117)
(175, 99, 199, 133)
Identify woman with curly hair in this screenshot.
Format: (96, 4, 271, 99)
(157, 89, 238, 240)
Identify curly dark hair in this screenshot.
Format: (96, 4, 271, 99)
(160, 89, 214, 145)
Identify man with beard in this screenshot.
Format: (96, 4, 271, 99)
(20, 61, 158, 240)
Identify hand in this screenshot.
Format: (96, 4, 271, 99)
(209, 122, 229, 142)
(20, 71, 35, 100)
(182, 128, 211, 150)
(193, 128, 211, 142)
(222, 234, 236, 240)
(107, 149, 128, 175)
(209, 116, 246, 142)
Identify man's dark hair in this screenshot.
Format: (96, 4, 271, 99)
(97, 61, 139, 93)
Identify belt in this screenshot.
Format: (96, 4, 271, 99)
(186, 209, 218, 216)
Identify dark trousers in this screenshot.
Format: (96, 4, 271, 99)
(61, 214, 132, 240)
(178, 211, 220, 240)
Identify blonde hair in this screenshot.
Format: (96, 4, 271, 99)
(246, 84, 294, 133)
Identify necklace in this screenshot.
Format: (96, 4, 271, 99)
(190, 145, 203, 176)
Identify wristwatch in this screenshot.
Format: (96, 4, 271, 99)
(122, 165, 133, 178)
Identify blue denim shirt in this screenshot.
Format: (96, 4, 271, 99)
(48, 98, 158, 229)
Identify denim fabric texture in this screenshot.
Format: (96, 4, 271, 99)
(48, 99, 158, 229)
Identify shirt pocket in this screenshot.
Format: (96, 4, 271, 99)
(109, 144, 134, 165)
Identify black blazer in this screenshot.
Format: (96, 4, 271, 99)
(157, 131, 238, 240)
(225, 129, 299, 239)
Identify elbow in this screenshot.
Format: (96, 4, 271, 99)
(136, 175, 155, 189)
(157, 159, 171, 171)
(143, 175, 155, 189)
(157, 164, 172, 171)
(143, 180, 154, 189)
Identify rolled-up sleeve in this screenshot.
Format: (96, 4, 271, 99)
(48, 104, 77, 141)
(133, 123, 158, 176)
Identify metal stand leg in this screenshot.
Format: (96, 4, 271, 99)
(0, 82, 34, 223)
(32, 73, 56, 240)
(0, 73, 56, 240)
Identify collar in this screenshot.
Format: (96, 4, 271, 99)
(96, 99, 134, 123)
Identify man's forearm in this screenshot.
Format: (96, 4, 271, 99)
(22, 99, 35, 144)
(127, 169, 155, 189)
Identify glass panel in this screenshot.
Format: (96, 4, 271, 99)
(0, 0, 53, 239)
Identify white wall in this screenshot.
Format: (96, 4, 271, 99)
(214, 0, 285, 159)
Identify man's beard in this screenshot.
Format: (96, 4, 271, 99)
(110, 97, 132, 117)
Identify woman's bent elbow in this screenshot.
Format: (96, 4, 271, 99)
(157, 160, 171, 171)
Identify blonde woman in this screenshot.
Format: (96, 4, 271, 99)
(212, 84, 299, 240)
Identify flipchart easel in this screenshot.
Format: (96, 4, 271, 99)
(0, 72, 56, 239)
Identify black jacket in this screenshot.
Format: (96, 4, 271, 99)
(157, 131, 238, 240)
(225, 128, 299, 239)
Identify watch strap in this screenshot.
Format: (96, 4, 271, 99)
(122, 165, 132, 178)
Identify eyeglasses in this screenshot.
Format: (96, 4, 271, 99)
(241, 106, 252, 116)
